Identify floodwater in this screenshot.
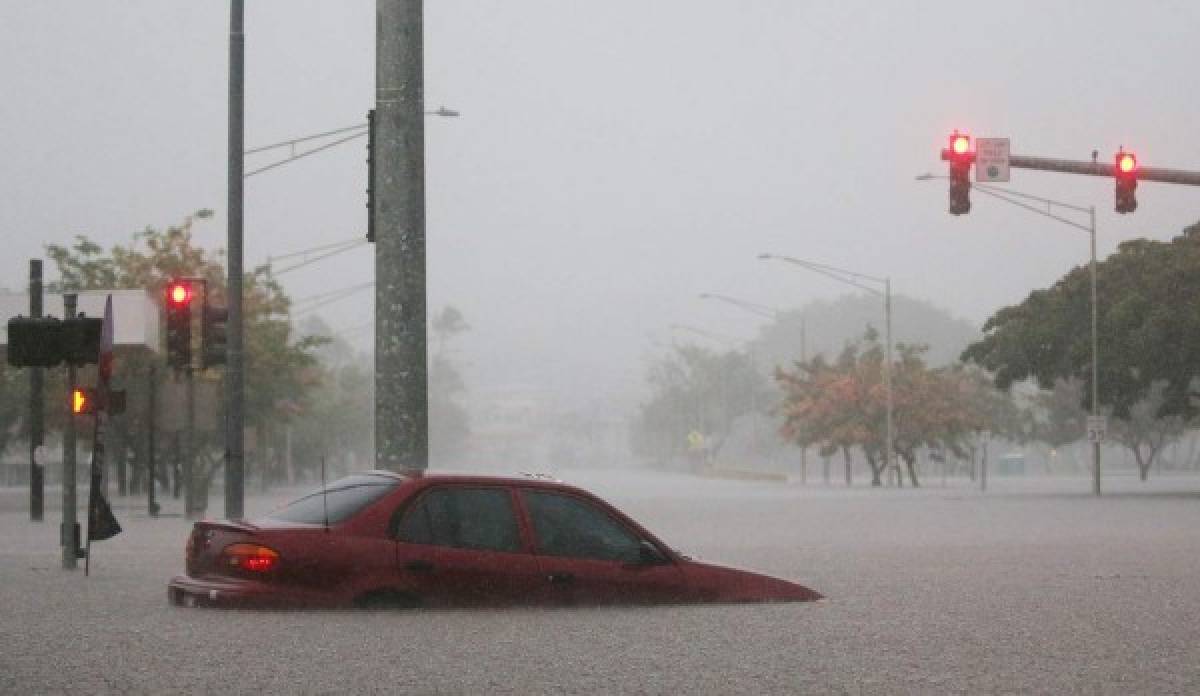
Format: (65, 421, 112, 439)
(2, 469, 1199, 694)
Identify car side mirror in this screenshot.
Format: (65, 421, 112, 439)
(634, 540, 670, 566)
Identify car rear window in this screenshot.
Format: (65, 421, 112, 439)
(266, 474, 399, 525)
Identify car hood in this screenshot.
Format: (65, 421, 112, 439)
(678, 558, 823, 603)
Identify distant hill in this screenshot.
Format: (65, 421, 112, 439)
(750, 293, 981, 372)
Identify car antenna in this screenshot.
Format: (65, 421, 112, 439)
(321, 455, 330, 533)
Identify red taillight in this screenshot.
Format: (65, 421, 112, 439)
(221, 543, 280, 573)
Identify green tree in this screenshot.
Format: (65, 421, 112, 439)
(44, 213, 325, 511)
(963, 222, 1200, 480)
(634, 344, 770, 466)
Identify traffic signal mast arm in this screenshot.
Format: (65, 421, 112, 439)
(941, 150, 1200, 186)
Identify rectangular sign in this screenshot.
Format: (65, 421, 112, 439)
(1086, 415, 1107, 443)
(976, 137, 1011, 182)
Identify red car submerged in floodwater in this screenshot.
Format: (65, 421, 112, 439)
(168, 471, 822, 608)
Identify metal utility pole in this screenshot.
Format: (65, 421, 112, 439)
(375, 0, 428, 471)
(28, 260, 44, 521)
(225, 0, 245, 518)
(62, 294, 79, 570)
(758, 254, 897, 485)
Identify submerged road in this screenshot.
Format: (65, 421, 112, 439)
(2, 470, 1199, 694)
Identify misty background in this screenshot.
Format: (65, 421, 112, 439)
(3, 0, 1200, 439)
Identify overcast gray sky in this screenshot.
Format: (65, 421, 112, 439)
(3, 1, 1199, 411)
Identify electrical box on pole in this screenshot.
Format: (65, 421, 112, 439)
(366, 108, 376, 243)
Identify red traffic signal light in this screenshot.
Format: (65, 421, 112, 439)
(1117, 152, 1137, 174)
(951, 133, 971, 156)
(167, 281, 193, 307)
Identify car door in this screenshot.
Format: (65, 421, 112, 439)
(394, 485, 543, 607)
(520, 488, 686, 606)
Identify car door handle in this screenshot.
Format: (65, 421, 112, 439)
(404, 560, 434, 573)
(547, 572, 574, 584)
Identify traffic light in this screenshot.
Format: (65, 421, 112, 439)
(947, 132, 975, 215)
(201, 301, 229, 368)
(165, 280, 193, 369)
(366, 108, 376, 243)
(1114, 149, 1138, 214)
(72, 387, 97, 415)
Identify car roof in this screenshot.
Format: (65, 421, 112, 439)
(362, 469, 584, 492)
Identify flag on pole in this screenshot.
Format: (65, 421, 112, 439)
(87, 479, 122, 542)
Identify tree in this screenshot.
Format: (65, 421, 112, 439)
(634, 344, 771, 467)
(963, 222, 1200, 481)
(1109, 381, 1188, 481)
(43, 213, 325, 511)
(777, 330, 1022, 487)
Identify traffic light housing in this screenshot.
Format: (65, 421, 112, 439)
(165, 280, 193, 369)
(1114, 150, 1138, 214)
(947, 132, 975, 215)
(201, 301, 229, 368)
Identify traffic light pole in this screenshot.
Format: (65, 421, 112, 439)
(184, 367, 196, 519)
(943, 151, 1200, 186)
(375, 0, 429, 472)
(61, 294, 79, 570)
(964, 182, 1103, 496)
(147, 364, 158, 517)
(28, 260, 44, 521)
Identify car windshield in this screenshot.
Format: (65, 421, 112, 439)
(265, 474, 400, 525)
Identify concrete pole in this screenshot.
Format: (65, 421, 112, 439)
(1090, 207, 1101, 496)
(29, 260, 45, 521)
(62, 294, 79, 570)
(225, 0, 246, 518)
(375, 0, 428, 471)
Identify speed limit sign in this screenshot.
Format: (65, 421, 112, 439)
(1086, 416, 1107, 443)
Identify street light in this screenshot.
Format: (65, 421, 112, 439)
(425, 106, 460, 118)
(916, 173, 1102, 496)
(758, 253, 897, 485)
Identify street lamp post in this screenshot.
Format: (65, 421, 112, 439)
(916, 174, 1102, 496)
(758, 254, 897, 486)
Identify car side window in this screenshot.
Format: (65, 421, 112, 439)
(397, 487, 521, 553)
(524, 490, 641, 562)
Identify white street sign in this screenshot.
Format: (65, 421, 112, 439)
(1086, 415, 1107, 443)
(976, 137, 1010, 182)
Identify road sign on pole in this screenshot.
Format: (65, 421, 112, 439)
(1086, 415, 1107, 443)
(976, 138, 1011, 182)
